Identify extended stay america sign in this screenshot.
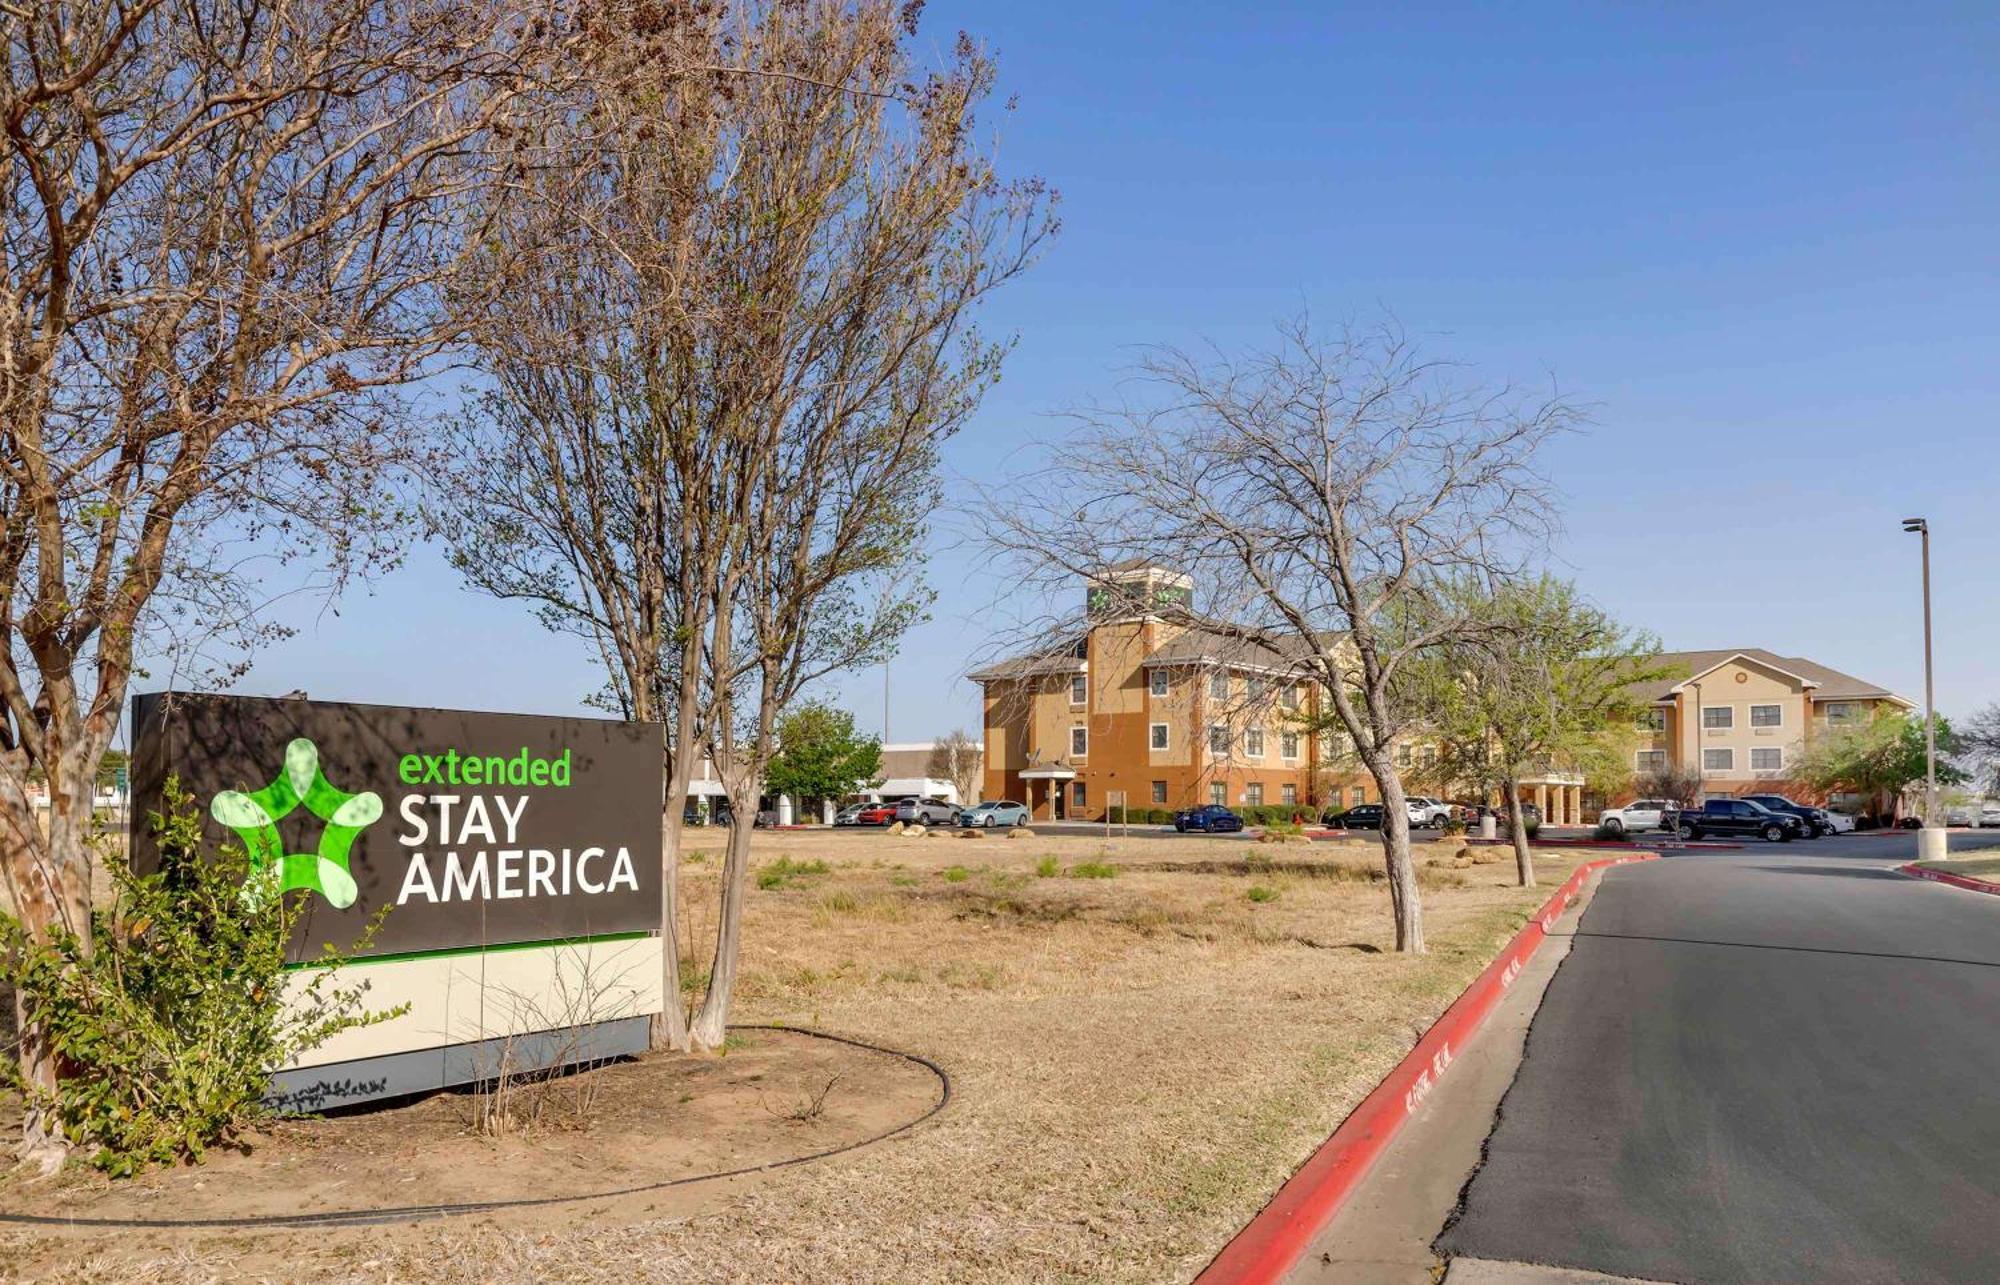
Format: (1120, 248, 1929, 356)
(130, 693, 663, 962)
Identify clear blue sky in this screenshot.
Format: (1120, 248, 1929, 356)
(229, 1, 1999, 739)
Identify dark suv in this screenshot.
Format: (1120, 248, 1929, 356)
(1739, 794, 1834, 838)
(1664, 798, 1804, 842)
(1324, 803, 1385, 830)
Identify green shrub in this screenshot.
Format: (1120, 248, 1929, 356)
(0, 782, 399, 1175)
(1068, 861, 1117, 879)
(941, 865, 971, 883)
(1523, 813, 1541, 838)
(1439, 815, 1468, 838)
(1034, 855, 1060, 878)
(1246, 885, 1280, 903)
(1102, 805, 1177, 825)
(756, 856, 831, 890)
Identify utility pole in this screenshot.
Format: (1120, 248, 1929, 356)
(1903, 517, 1942, 858)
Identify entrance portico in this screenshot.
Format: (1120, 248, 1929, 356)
(1019, 765, 1076, 822)
(1521, 771, 1587, 826)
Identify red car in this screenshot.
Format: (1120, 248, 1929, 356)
(853, 802, 897, 826)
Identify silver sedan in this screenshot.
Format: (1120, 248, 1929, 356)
(957, 800, 1030, 828)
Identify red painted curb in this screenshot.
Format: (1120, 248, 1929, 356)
(1190, 852, 1659, 1285)
(1896, 862, 2000, 896)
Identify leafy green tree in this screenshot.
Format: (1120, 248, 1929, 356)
(1408, 577, 1674, 886)
(1795, 709, 1964, 821)
(763, 703, 882, 813)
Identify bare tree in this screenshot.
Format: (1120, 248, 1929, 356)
(927, 728, 982, 805)
(984, 320, 1577, 952)
(0, 0, 540, 1163)
(445, 0, 1051, 1051)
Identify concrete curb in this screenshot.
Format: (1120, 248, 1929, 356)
(1896, 862, 2000, 897)
(1190, 852, 1660, 1285)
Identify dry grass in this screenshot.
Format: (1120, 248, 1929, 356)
(4, 829, 1611, 1283)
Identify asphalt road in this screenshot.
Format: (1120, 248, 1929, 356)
(1434, 832, 2000, 1284)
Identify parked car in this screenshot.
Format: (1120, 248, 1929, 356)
(1405, 796, 1455, 828)
(853, 800, 897, 826)
(894, 796, 957, 826)
(683, 801, 734, 827)
(1324, 803, 1385, 830)
(1944, 802, 1982, 828)
(1174, 804, 1244, 833)
(1597, 798, 1673, 837)
(833, 803, 868, 827)
(1822, 808, 1858, 834)
(1662, 799, 1804, 842)
(1740, 793, 1834, 838)
(958, 799, 1031, 828)
(1984, 803, 2000, 829)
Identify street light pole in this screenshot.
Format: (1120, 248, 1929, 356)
(1902, 517, 1940, 856)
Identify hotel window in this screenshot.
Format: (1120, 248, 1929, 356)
(1070, 725, 1087, 757)
(1281, 683, 1300, 710)
(1751, 748, 1783, 771)
(1208, 724, 1228, 755)
(1703, 748, 1733, 772)
(1281, 782, 1297, 806)
(1072, 781, 1086, 809)
(1247, 675, 1266, 702)
(1069, 674, 1087, 706)
(1280, 731, 1300, 759)
(1211, 781, 1227, 806)
(1421, 746, 1437, 768)
(1636, 750, 1667, 772)
(1750, 704, 1782, 728)
(1396, 744, 1413, 768)
(1209, 671, 1229, 701)
(1636, 709, 1665, 732)
(1351, 785, 1366, 806)
(1150, 670, 1169, 698)
(1825, 701, 1860, 725)
(1150, 722, 1169, 751)
(1244, 727, 1265, 757)
(1244, 782, 1264, 806)
(1702, 706, 1733, 729)
(1152, 780, 1168, 804)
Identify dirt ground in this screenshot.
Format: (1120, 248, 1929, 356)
(2, 827, 1606, 1283)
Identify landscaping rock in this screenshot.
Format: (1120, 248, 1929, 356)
(1007, 827, 1034, 839)
(957, 829, 984, 839)
(904, 823, 927, 837)
(887, 821, 905, 835)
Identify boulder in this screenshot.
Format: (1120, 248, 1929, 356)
(887, 821, 905, 835)
(1006, 827, 1034, 839)
(904, 823, 927, 838)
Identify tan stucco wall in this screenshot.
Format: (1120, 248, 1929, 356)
(286, 935, 664, 1069)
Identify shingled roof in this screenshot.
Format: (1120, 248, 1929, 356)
(1631, 648, 1909, 705)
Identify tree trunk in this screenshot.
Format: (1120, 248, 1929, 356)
(1506, 776, 1535, 888)
(649, 799, 691, 1053)
(1371, 767, 1426, 954)
(1, 781, 95, 1171)
(689, 785, 757, 1050)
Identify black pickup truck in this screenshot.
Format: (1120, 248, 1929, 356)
(1662, 798, 1805, 842)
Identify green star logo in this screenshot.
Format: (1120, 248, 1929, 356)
(210, 737, 382, 909)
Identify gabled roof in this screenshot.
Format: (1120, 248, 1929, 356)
(1140, 625, 1329, 672)
(1634, 648, 1909, 705)
(965, 639, 1086, 683)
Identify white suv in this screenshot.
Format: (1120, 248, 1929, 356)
(1598, 799, 1671, 837)
(1405, 796, 1455, 828)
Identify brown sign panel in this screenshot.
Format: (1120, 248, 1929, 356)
(130, 692, 663, 963)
